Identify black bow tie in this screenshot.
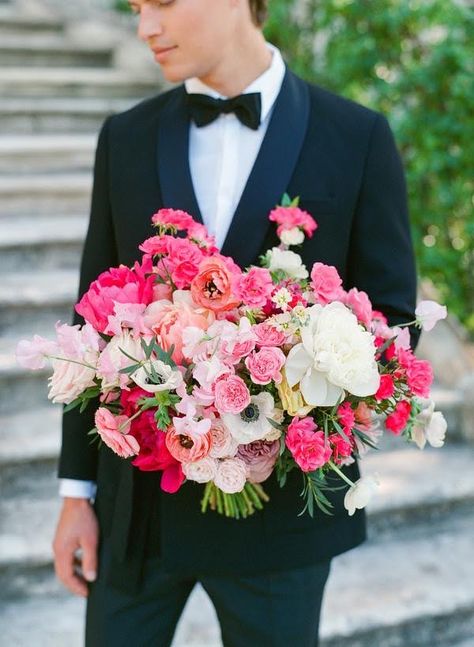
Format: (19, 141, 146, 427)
(186, 92, 262, 130)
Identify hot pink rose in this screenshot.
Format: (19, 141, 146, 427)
(190, 257, 242, 312)
(385, 401, 411, 434)
(151, 208, 195, 231)
(95, 407, 140, 458)
(375, 374, 395, 401)
(139, 235, 171, 256)
(237, 439, 280, 483)
(234, 267, 274, 308)
(310, 263, 344, 304)
(269, 206, 318, 238)
(167, 237, 204, 288)
(214, 375, 251, 414)
(252, 322, 287, 347)
(76, 261, 154, 333)
(285, 417, 332, 472)
(343, 288, 373, 328)
(165, 417, 213, 463)
(245, 347, 286, 385)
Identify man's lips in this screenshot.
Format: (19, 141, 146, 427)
(151, 45, 178, 59)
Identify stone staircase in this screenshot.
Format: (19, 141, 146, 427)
(1, 2, 474, 647)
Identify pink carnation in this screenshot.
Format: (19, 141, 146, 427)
(233, 267, 274, 308)
(214, 375, 251, 414)
(245, 347, 286, 385)
(252, 322, 287, 347)
(151, 208, 195, 231)
(406, 358, 433, 397)
(337, 402, 355, 435)
(375, 374, 395, 401)
(285, 417, 332, 472)
(269, 206, 318, 238)
(75, 261, 154, 333)
(385, 401, 411, 434)
(95, 408, 140, 459)
(343, 288, 373, 328)
(310, 263, 344, 304)
(329, 433, 354, 464)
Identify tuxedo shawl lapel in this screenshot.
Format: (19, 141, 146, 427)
(221, 69, 310, 267)
(156, 87, 203, 224)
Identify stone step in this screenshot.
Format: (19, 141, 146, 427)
(0, 134, 95, 173)
(0, 172, 92, 216)
(0, 97, 137, 134)
(1, 513, 473, 647)
(0, 407, 61, 466)
(0, 213, 87, 270)
(0, 66, 159, 98)
(0, 11, 63, 38)
(0, 35, 113, 67)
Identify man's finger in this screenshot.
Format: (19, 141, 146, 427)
(81, 536, 98, 583)
(54, 545, 89, 597)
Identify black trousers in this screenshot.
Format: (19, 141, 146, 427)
(86, 539, 331, 647)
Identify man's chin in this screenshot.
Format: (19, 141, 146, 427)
(158, 65, 192, 84)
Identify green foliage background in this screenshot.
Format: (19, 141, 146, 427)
(264, 0, 474, 334)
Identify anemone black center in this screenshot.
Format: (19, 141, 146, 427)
(240, 403, 260, 423)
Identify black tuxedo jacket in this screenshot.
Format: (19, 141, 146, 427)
(59, 67, 418, 593)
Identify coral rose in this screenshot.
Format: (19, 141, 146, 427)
(190, 257, 241, 312)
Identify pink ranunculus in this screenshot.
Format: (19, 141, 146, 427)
(95, 407, 140, 458)
(310, 263, 344, 305)
(344, 287, 373, 328)
(214, 375, 251, 415)
(252, 322, 287, 347)
(16, 335, 59, 370)
(245, 346, 286, 385)
(190, 257, 242, 312)
(151, 208, 195, 232)
(234, 267, 274, 309)
(285, 417, 332, 472)
(75, 261, 155, 333)
(269, 206, 318, 238)
(165, 416, 213, 463)
(144, 292, 213, 364)
(375, 374, 395, 401)
(406, 358, 433, 397)
(385, 400, 411, 434)
(237, 439, 280, 483)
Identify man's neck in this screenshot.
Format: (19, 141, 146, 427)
(197, 31, 272, 98)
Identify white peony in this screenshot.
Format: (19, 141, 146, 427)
(344, 474, 380, 516)
(183, 457, 218, 483)
(214, 458, 248, 493)
(280, 227, 305, 246)
(221, 392, 275, 444)
(285, 303, 380, 406)
(131, 359, 183, 393)
(268, 247, 309, 279)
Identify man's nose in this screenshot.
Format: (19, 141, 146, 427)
(137, 5, 164, 42)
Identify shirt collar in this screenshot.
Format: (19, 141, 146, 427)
(184, 43, 286, 123)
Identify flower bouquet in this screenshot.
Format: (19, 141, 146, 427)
(17, 197, 448, 519)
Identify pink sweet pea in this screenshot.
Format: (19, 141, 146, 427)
(234, 267, 274, 308)
(95, 408, 140, 458)
(415, 300, 447, 331)
(16, 335, 59, 369)
(285, 417, 332, 472)
(310, 263, 344, 305)
(245, 346, 286, 385)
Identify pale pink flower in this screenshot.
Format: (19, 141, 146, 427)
(193, 357, 233, 391)
(94, 408, 140, 458)
(16, 335, 59, 370)
(213, 458, 247, 493)
(415, 300, 447, 331)
(343, 288, 373, 328)
(310, 263, 344, 304)
(214, 375, 251, 414)
(237, 439, 280, 483)
(393, 326, 411, 350)
(218, 317, 257, 364)
(252, 322, 287, 347)
(104, 303, 149, 338)
(182, 456, 218, 483)
(209, 419, 239, 458)
(233, 267, 274, 308)
(245, 346, 286, 385)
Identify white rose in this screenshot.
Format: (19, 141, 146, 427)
(268, 247, 308, 279)
(214, 458, 248, 493)
(131, 359, 183, 393)
(280, 227, 305, 246)
(285, 303, 380, 406)
(48, 351, 97, 404)
(344, 474, 380, 516)
(183, 457, 218, 483)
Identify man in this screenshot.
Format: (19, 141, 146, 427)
(53, 1, 418, 645)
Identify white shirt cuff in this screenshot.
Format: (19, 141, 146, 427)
(59, 479, 97, 500)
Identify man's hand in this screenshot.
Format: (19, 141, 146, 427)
(52, 497, 99, 597)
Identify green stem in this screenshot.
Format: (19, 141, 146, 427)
(327, 460, 356, 488)
(48, 355, 96, 370)
(201, 482, 213, 513)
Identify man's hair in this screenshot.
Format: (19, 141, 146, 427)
(249, 0, 269, 27)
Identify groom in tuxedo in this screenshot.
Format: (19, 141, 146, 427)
(53, 1, 418, 645)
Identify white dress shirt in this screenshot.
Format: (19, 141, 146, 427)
(59, 43, 286, 499)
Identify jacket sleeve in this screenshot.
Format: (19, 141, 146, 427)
(346, 113, 420, 349)
(58, 117, 119, 480)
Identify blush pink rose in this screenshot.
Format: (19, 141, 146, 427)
(95, 407, 140, 458)
(165, 417, 213, 463)
(245, 347, 286, 385)
(190, 257, 242, 312)
(75, 261, 155, 333)
(237, 439, 280, 483)
(252, 322, 287, 347)
(343, 288, 373, 328)
(234, 267, 274, 308)
(214, 375, 251, 414)
(310, 263, 344, 304)
(375, 374, 395, 401)
(286, 417, 332, 472)
(385, 401, 411, 434)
